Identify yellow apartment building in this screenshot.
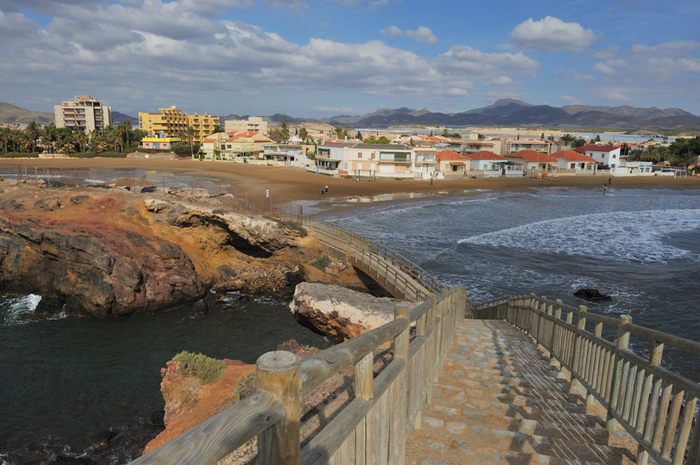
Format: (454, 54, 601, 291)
(138, 106, 220, 144)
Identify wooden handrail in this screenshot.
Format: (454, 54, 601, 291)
(130, 391, 284, 465)
(129, 219, 468, 465)
(484, 294, 700, 465)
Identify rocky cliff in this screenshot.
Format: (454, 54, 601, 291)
(0, 182, 314, 317)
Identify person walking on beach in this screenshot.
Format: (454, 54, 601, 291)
(325, 185, 329, 193)
(265, 189, 270, 199)
(608, 177, 612, 185)
(430, 177, 433, 185)
(603, 184, 608, 195)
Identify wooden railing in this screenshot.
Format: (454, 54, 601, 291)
(129, 220, 465, 465)
(479, 294, 700, 465)
(300, 217, 445, 300)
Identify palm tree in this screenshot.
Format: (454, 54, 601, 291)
(561, 134, 574, 146)
(185, 126, 196, 156)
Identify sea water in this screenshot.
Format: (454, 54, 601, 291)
(0, 292, 330, 463)
(327, 186, 700, 382)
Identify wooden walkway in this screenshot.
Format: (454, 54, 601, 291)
(406, 319, 638, 465)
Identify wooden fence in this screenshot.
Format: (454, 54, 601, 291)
(129, 221, 465, 465)
(475, 294, 700, 465)
(300, 217, 445, 300)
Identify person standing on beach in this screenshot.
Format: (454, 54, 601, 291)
(608, 177, 612, 185)
(603, 184, 608, 195)
(266, 189, 270, 198)
(325, 185, 329, 193)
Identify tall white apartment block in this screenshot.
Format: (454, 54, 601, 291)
(54, 95, 113, 132)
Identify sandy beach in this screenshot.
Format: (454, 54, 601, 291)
(2, 157, 698, 209)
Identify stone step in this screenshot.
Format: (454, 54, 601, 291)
(432, 370, 569, 392)
(431, 385, 585, 414)
(449, 369, 570, 388)
(414, 418, 620, 463)
(432, 381, 583, 406)
(406, 436, 609, 465)
(422, 404, 609, 442)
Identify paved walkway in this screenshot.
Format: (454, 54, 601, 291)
(406, 319, 637, 465)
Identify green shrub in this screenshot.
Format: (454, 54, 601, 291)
(70, 152, 128, 159)
(310, 255, 331, 271)
(328, 310, 339, 319)
(172, 351, 227, 385)
(0, 152, 40, 158)
(231, 371, 257, 401)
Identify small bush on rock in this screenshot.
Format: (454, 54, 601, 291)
(172, 351, 227, 385)
(231, 371, 257, 401)
(310, 255, 331, 271)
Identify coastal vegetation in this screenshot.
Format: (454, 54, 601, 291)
(172, 351, 227, 385)
(628, 136, 700, 168)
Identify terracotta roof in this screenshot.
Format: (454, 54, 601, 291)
(551, 150, 596, 162)
(574, 145, 619, 153)
(463, 141, 494, 145)
(436, 150, 468, 160)
(506, 150, 557, 163)
(449, 162, 466, 166)
(465, 151, 507, 160)
(203, 138, 216, 143)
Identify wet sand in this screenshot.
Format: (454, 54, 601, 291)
(2, 157, 698, 208)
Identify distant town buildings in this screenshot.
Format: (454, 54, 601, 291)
(224, 116, 268, 135)
(54, 95, 112, 132)
(138, 106, 219, 144)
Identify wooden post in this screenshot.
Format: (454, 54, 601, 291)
(256, 351, 301, 465)
(550, 299, 562, 363)
(571, 305, 587, 389)
(635, 340, 664, 465)
(607, 314, 631, 432)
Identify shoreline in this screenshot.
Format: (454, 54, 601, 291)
(1, 158, 698, 213)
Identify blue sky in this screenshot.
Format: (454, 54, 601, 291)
(0, 0, 698, 118)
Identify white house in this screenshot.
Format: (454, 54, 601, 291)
(316, 143, 413, 177)
(464, 151, 508, 171)
(575, 145, 622, 169)
(263, 144, 311, 165)
(551, 150, 597, 172)
(413, 148, 437, 178)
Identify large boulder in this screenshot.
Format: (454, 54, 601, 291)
(574, 288, 612, 302)
(290, 282, 410, 343)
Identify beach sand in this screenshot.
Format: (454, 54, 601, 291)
(2, 158, 698, 211)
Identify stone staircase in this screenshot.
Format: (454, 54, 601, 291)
(405, 319, 638, 465)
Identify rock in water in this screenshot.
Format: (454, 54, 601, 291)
(290, 282, 410, 343)
(574, 288, 612, 302)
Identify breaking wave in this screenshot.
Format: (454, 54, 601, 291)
(459, 209, 700, 264)
(1, 294, 42, 326)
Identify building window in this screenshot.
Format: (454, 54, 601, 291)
(358, 152, 362, 158)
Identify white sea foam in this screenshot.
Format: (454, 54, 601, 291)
(459, 209, 700, 264)
(1, 294, 42, 325)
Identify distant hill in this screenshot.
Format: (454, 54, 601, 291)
(0, 103, 53, 124)
(345, 99, 700, 129)
(112, 111, 138, 125)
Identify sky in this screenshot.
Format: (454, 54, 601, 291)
(0, 0, 699, 118)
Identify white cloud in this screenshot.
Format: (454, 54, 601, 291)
(436, 46, 539, 78)
(406, 26, 437, 44)
(591, 44, 619, 60)
(434, 88, 469, 97)
(488, 76, 513, 86)
(263, 0, 309, 15)
(593, 62, 616, 74)
(312, 105, 361, 113)
(510, 16, 599, 52)
(380, 26, 403, 37)
(559, 95, 578, 103)
(380, 26, 437, 44)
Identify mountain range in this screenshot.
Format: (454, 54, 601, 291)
(2, 100, 699, 130)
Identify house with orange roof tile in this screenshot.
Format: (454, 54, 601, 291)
(551, 150, 597, 172)
(436, 150, 469, 175)
(316, 142, 414, 178)
(505, 149, 558, 173)
(464, 151, 508, 172)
